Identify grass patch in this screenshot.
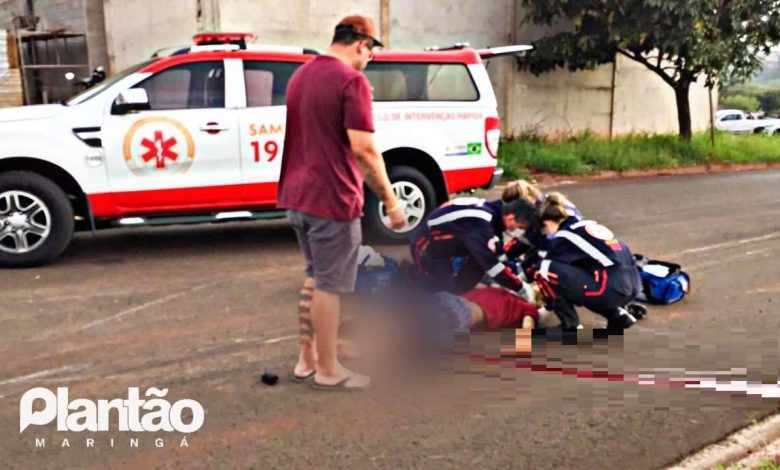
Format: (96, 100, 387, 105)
(498, 132, 780, 178)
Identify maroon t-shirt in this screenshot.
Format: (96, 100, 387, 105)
(277, 55, 375, 221)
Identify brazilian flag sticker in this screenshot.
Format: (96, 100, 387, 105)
(467, 142, 483, 155)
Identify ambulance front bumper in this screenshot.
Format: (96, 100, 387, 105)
(484, 167, 504, 189)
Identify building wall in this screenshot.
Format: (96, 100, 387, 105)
(218, 0, 379, 49)
(103, 0, 199, 72)
(0, 1, 22, 29)
(34, 0, 87, 31)
(84, 0, 109, 70)
(511, 4, 714, 137)
(611, 55, 715, 135)
(100, 0, 714, 137)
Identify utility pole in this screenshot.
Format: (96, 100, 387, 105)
(380, 0, 390, 49)
(609, 53, 618, 140)
(708, 80, 716, 148)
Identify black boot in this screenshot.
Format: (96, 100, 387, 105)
(627, 302, 648, 320)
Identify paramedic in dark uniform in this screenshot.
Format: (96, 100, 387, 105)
(501, 184, 582, 280)
(409, 197, 538, 295)
(532, 198, 640, 332)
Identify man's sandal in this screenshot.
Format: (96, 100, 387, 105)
(311, 374, 370, 392)
(291, 370, 316, 383)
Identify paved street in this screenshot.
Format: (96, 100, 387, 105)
(1, 170, 779, 469)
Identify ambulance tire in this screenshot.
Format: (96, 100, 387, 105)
(363, 166, 435, 244)
(0, 172, 74, 268)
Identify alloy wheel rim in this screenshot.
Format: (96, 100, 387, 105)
(0, 191, 52, 254)
(379, 181, 426, 234)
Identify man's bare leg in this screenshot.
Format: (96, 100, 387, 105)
(311, 288, 369, 388)
(294, 277, 317, 377)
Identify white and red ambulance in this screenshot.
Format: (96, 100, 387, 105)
(0, 33, 529, 267)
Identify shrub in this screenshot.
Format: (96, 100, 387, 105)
(498, 131, 780, 176)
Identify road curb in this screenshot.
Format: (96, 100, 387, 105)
(509, 162, 780, 188)
(668, 413, 780, 469)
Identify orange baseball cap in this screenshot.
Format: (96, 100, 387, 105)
(335, 15, 383, 47)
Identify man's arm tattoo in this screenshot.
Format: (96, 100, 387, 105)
(358, 159, 394, 204)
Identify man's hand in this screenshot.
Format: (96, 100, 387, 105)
(385, 200, 407, 230)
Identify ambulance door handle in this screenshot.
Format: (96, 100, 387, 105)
(200, 122, 231, 134)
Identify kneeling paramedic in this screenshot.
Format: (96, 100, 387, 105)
(410, 198, 538, 295)
(533, 197, 640, 332)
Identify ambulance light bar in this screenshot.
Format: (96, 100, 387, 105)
(193, 32, 257, 46)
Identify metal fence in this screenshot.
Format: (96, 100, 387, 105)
(16, 32, 89, 104)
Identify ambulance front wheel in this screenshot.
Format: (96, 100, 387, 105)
(0, 171, 74, 268)
(363, 166, 435, 244)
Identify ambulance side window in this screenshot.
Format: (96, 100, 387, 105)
(365, 63, 479, 102)
(135, 61, 225, 110)
(244, 61, 302, 107)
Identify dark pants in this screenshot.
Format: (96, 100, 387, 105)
(536, 261, 638, 330)
(410, 233, 484, 295)
(415, 254, 484, 295)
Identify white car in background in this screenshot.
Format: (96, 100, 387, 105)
(715, 109, 780, 134)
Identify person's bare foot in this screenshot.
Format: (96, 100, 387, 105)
(293, 363, 316, 379)
(293, 347, 317, 379)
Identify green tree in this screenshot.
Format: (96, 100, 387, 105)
(758, 89, 780, 112)
(720, 94, 760, 111)
(519, 0, 780, 141)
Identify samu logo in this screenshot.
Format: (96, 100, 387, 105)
(20, 387, 204, 433)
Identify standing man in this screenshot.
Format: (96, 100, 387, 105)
(278, 15, 406, 391)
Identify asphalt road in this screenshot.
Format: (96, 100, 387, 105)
(1, 170, 779, 469)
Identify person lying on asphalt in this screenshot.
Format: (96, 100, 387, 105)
(336, 285, 540, 360)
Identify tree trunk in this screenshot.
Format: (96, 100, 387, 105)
(674, 82, 693, 142)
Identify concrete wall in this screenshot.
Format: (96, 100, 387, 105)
(511, 4, 714, 137)
(103, 0, 199, 72)
(219, 0, 379, 49)
(33, 0, 87, 31)
(0, 1, 22, 30)
(84, 0, 109, 70)
(98, 0, 714, 137)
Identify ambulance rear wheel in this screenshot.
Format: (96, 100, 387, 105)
(363, 166, 435, 244)
(0, 171, 74, 268)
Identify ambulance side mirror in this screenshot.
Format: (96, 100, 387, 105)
(112, 88, 151, 115)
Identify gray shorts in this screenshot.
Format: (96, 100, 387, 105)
(287, 210, 362, 293)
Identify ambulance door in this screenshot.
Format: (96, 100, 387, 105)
(102, 59, 242, 214)
(236, 60, 304, 206)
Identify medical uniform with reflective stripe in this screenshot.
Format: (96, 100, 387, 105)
(534, 217, 640, 329)
(504, 198, 583, 277)
(409, 198, 524, 294)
